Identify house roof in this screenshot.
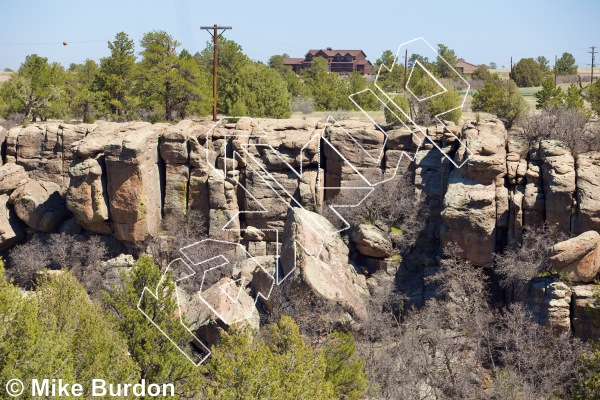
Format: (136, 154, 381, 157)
(282, 57, 304, 65)
(305, 49, 367, 58)
(455, 59, 479, 73)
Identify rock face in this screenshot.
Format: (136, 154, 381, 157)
(539, 141, 576, 233)
(527, 277, 572, 335)
(104, 125, 164, 242)
(2, 118, 600, 340)
(572, 284, 600, 341)
(350, 224, 394, 258)
(441, 120, 507, 267)
(281, 208, 369, 320)
(0, 194, 26, 250)
(0, 163, 29, 194)
(9, 179, 68, 232)
(66, 157, 111, 234)
(573, 152, 600, 233)
(549, 231, 600, 283)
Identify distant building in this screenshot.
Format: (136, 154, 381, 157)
(455, 59, 478, 75)
(283, 48, 372, 75)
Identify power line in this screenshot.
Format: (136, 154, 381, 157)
(201, 24, 232, 122)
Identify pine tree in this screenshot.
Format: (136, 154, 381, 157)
(97, 32, 137, 119)
(103, 255, 207, 398)
(535, 78, 565, 109)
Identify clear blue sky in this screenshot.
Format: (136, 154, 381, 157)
(0, 0, 597, 70)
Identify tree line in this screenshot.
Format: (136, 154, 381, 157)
(0, 33, 471, 125)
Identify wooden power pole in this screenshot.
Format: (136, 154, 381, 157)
(590, 46, 597, 84)
(201, 24, 232, 122)
(554, 55, 557, 86)
(403, 49, 408, 93)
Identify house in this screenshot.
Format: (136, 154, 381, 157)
(283, 48, 372, 75)
(455, 59, 479, 75)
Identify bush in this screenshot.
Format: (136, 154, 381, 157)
(523, 105, 597, 154)
(587, 78, 600, 115)
(384, 94, 410, 125)
(512, 58, 544, 87)
(291, 96, 316, 114)
(472, 78, 529, 127)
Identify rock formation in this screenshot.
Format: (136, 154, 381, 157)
(0, 117, 599, 339)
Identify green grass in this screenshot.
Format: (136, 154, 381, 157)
(390, 226, 402, 235)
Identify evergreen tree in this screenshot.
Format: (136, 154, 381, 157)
(103, 255, 207, 398)
(372, 50, 405, 93)
(67, 60, 104, 122)
(302, 57, 344, 111)
(323, 331, 367, 400)
(565, 83, 585, 110)
(436, 44, 458, 78)
(512, 58, 544, 87)
(236, 62, 291, 118)
(0, 262, 140, 398)
(97, 32, 137, 119)
(556, 52, 578, 75)
(207, 316, 337, 399)
(137, 31, 210, 121)
(472, 78, 528, 127)
(0, 54, 66, 122)
(535, 78, 565, 109)
(269, 54, 304, 97)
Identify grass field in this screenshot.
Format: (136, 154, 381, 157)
(0, 72, 12, 83)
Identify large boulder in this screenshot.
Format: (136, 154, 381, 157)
(573, 152, 600, 233)
(350, 224, 394, 258)
(66, 157, 111, 234)
(549, 231, 600, 283)
(0, 163, 29, 194)
(281, 208, 369, 320)
(9, 179, 68, 232)
(0, 194, 26, 250)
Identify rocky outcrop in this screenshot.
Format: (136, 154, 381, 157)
(549, 230, 600, 283)
(572, 284, 600, 341)
(281, 207, 369, 320)
(441, 120, 507, 267)
(66, 157, 111, 234)
(1, 117, 600, 341)
(527, 277, 572, 335)
(9, 179, 68, 232)
(0, 163, 29, 194)
(0, 194, 26, 250)
(350, 224, 394, 258)
(539, 140, 576, 233)
(573, 152, 600, 233)
(104, 125, 165, 242)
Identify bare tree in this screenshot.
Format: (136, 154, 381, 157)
(324, 172, 427, 256)
(492, 303, 588, 398)
(522, 106, 599, 154)
(494, 224, 567, 290)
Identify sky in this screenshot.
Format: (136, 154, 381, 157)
(0, 0, 598, 71)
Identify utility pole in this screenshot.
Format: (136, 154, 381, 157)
(554, 55, 557, 86)
(403, 49, 408, 93)
(590, 46, 597, 84)
(509, 57, 513, 81)
(200, 24, 232, 122)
